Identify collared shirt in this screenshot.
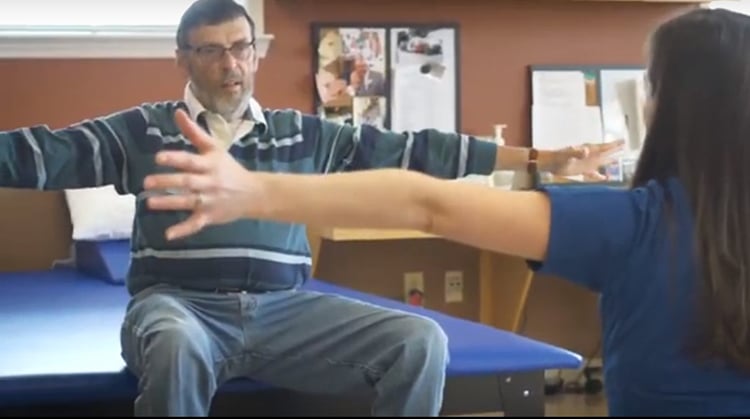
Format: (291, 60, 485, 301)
(183, 83, 268, 149)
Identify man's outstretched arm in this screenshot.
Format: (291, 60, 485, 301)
(308, 117, 623, 179)
(0, 107, 145, 193)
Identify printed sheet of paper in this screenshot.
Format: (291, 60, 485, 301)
(531, 105, 604, 150)
(389, 27, 456, 133)
(390, 65, 455, 132)
(532, 71, 587, 107)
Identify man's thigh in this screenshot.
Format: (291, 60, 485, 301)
(120, 285, 246, 380)
(238, 288, 447, 394)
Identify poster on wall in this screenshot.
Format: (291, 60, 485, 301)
(312, 23, 459, 132)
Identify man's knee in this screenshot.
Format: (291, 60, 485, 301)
(406, 315, 448, 346)
(391, 314, 449, 366)
(121, 293, 214, 376)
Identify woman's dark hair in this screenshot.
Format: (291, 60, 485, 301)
(176, 0, 256, 49)
(632, 7, 750, 372)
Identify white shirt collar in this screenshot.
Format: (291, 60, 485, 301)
(182, 83, 267, 133)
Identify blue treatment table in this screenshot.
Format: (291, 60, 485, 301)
(0, 254, 582, 416)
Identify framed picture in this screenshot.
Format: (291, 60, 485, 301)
(311, 22, 460, 132)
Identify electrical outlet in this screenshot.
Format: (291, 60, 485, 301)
(403, 272, 425, 306)
(445, 270, 463, 303)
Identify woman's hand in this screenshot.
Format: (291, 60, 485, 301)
(143, 109, 265, 240)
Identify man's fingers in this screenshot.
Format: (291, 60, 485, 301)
(143, 173, 213, 191)
(599, 143, 625, 164)
(165, 212, 210, 241)
(155, 151, 212, 173)
(146, 194, 200, 211)
(572, 140, 625, 158)
(597, 139, 626, 154)
(610, 138, 626, 149)
(174, 108, 218, 153)
(565, 145, 589, 160)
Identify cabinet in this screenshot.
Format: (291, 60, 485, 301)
(307, 227, 534, 332)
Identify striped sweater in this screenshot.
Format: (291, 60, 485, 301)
(0, 101, 497, 295)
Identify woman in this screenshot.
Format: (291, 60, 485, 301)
(143, 7, 750, 416)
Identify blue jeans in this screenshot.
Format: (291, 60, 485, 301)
(119, 283, 449, 416)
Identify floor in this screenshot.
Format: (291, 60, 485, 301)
(544, 393, 608, 416)
(456, 393, 608, 417)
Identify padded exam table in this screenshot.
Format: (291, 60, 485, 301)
(0, 245, 582, 416)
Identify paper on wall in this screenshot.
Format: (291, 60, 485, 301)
(532, 71, 587, 107)
(531, 105, 604, 150)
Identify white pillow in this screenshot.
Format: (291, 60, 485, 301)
(64, 185, 135, 241)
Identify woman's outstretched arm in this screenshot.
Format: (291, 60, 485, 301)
(143, 109, 551, 261)
(259, 169, 551, 261)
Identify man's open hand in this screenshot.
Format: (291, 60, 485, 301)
(550, 139, 626, 180)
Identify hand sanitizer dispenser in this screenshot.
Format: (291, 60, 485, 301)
(494, 124, 507, 145)
(491, 124, 515, 189)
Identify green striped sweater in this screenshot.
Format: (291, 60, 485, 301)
(0, 101, 497, 295)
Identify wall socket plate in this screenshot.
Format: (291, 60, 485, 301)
(445, 270, 464, 303)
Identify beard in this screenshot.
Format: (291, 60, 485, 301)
(212, 89, 251, 119)
(190, 75, 253, 121)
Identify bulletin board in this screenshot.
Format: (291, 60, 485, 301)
(311, 22, 461, 132)
(528, 64, 647, 184)
(528, 64, 646, 150)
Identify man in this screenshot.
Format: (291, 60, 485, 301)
(0, 0, 621, 416)
(349, 54, 387, 97)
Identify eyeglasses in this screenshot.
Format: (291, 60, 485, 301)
(185, 40, 255, 61)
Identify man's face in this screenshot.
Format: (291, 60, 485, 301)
(177, 16, 257, 118)
(353, 55, 367, 74)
